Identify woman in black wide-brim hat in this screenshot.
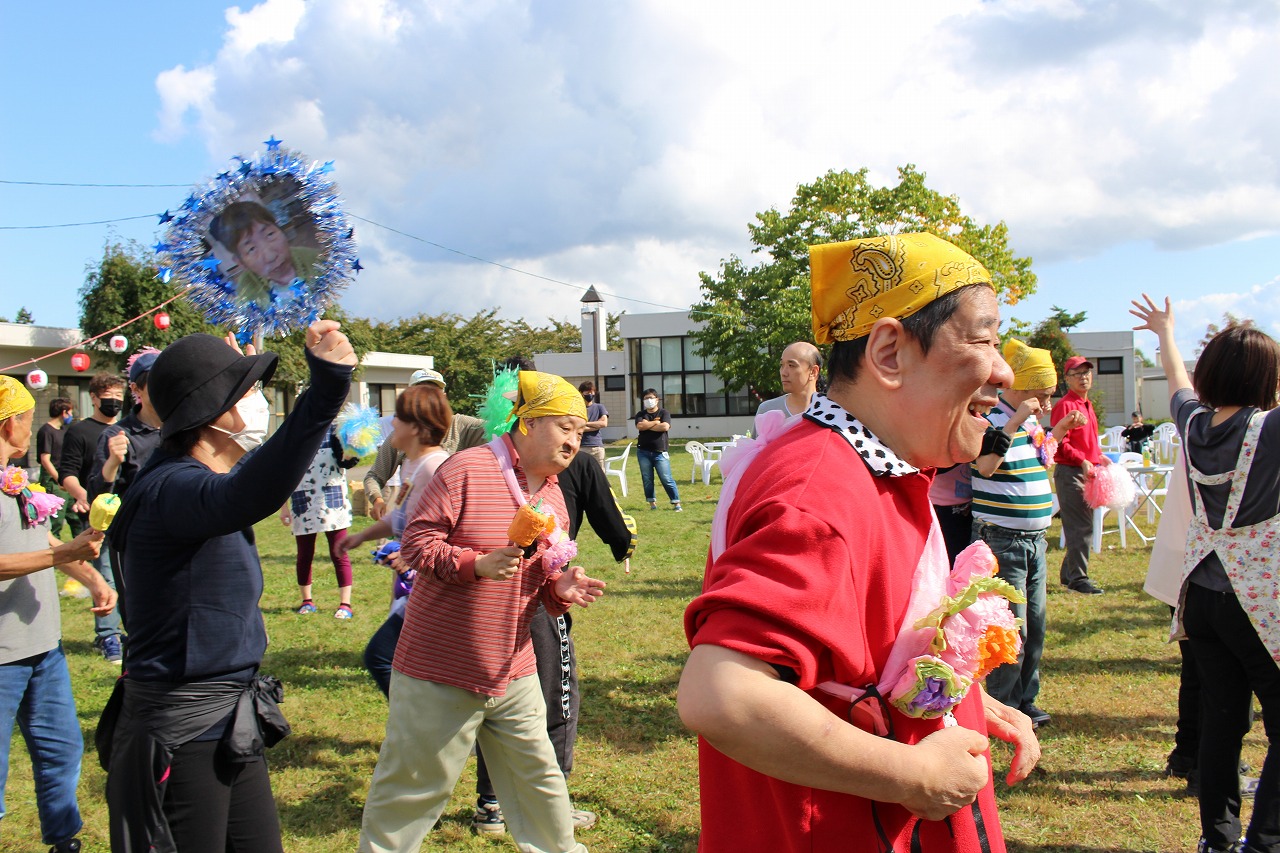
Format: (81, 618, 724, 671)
(101, 321, 355, 853)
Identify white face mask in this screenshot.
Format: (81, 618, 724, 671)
(643, 398, 658, 411)
(212, 390, 271, 452)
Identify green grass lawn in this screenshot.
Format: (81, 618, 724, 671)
(5, 458, 1255, 852)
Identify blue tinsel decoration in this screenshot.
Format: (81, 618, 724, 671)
(155, 139, 359, 339)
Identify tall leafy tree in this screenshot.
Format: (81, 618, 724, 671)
(1025, 305, 1085, 398)
(79, 240, 218, 371)
(691, 165, 1037, 397)
(1195, 311, 1255, 358)
(14, 307, 33, 324)
(261, 303, 378, 389)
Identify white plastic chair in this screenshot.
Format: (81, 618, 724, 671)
(604, 442, 632, 498)
(1154, 423, 1180, 465)
(1102, 426, 1126, 453)
(685, 441, 720, 486)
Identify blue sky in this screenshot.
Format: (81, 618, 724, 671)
(3, 0, 1278, 361)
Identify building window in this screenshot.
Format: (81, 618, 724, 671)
(1096, 357, 1124, 375)
(629, 335, 752, 416)
(603, 375, 625, 392)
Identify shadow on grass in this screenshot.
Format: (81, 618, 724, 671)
(1032, 710, 1177, 740)
(580, 652, 688, 752)
(263, 646, 375, 689)
(1008, 840, 1152, 845)
(62, 638, 99, 658)
(1045, 655, 1181, 676)
(1048, 607, 1171, 643)
(614, 575, 703, 601)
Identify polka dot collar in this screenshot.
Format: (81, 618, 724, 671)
(803, 394, 918, 477)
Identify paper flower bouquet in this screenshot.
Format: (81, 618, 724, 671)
(885, 540, 1025, 719)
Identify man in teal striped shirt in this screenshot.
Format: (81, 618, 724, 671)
(971, 341, 1072, 729)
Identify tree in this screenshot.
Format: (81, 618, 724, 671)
(14, 307, 32, 324)
(1195, 311, 1255, 358)
(1026, 305, 1085, 397)
(691, 165, 1037, 398)
(261, 303, 378, 390)
(79, 240, 219, 371)
(605, 311, 624, 350)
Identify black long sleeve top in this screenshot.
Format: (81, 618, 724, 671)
(112, 350, 352, 683)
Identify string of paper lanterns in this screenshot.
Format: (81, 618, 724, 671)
(1, 295, 183, 389)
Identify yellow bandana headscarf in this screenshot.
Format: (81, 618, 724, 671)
(509, 371, 588, 434)
(810, 232, 992, 344)
(1003, 339, 1057, 391)
(0, 376, 36, 422)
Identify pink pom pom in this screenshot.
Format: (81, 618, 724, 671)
(1083, 464, 1137, 509)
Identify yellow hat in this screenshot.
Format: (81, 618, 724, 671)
(1002, 339, 1057, 391)
(809, 232, 991, 344)
(510, 371, 588, 434)
(0, 376, 36, 422)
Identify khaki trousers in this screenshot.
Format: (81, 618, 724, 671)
(359, 671, 586, 853)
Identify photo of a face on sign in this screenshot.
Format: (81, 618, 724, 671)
(205, 175, 325, 309)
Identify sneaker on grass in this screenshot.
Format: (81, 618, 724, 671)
(335, 604, 353, 620)
(296, 600, 317, 615)
(571, 806, 598, 831)
(95, 634, 123, 665)
(472, 799, 505, 835)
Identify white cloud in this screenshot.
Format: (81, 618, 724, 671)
(1170, 278, 1280, 352)
(153, 0, 1280, 328)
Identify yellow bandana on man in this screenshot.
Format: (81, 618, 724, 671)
(810, 232, 992, 344)
(509, 371, 588, 434)
(0, 376, 36, 421)
(1003, 339, 1057, 391)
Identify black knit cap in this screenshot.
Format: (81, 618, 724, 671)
(149, 334, 278, 439)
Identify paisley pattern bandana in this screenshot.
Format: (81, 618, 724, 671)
(810, 232, 990, 344)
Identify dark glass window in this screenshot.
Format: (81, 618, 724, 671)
(628, 335, 752, 417)
(1096, 357, 1124, 375)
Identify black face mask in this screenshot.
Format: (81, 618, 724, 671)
(98, 399, 124, 419)
(583, 394, 595, 403)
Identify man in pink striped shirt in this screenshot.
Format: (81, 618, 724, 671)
(359, 371, 606, 853)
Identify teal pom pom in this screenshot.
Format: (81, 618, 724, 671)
(479, 367, 521, 440)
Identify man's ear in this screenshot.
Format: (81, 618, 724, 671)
(861, 318, 911, 391)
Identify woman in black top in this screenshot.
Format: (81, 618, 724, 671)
(633, 387, 682, 511)
(104, 321, 355, 853)
(1133, 295, 1280, 853)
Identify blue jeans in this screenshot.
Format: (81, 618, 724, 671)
(971, 521, 1047, 710)
(637, 448, 680, 505)
(364, 611, 404, 698)
(0, 643, 83, 845)
(69, 512, 122, 642)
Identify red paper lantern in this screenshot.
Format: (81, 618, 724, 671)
(153, 312, 171, 330)
(71, 353, 91, 372)
(109, 334, 128, 354)
(27, 368, 48, 390)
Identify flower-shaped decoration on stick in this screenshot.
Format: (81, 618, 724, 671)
(887, 541, 1025, 719)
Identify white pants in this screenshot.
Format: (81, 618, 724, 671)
(359, 671, 587, 853)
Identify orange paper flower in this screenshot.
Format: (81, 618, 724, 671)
(976, 625, 1021, 680)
